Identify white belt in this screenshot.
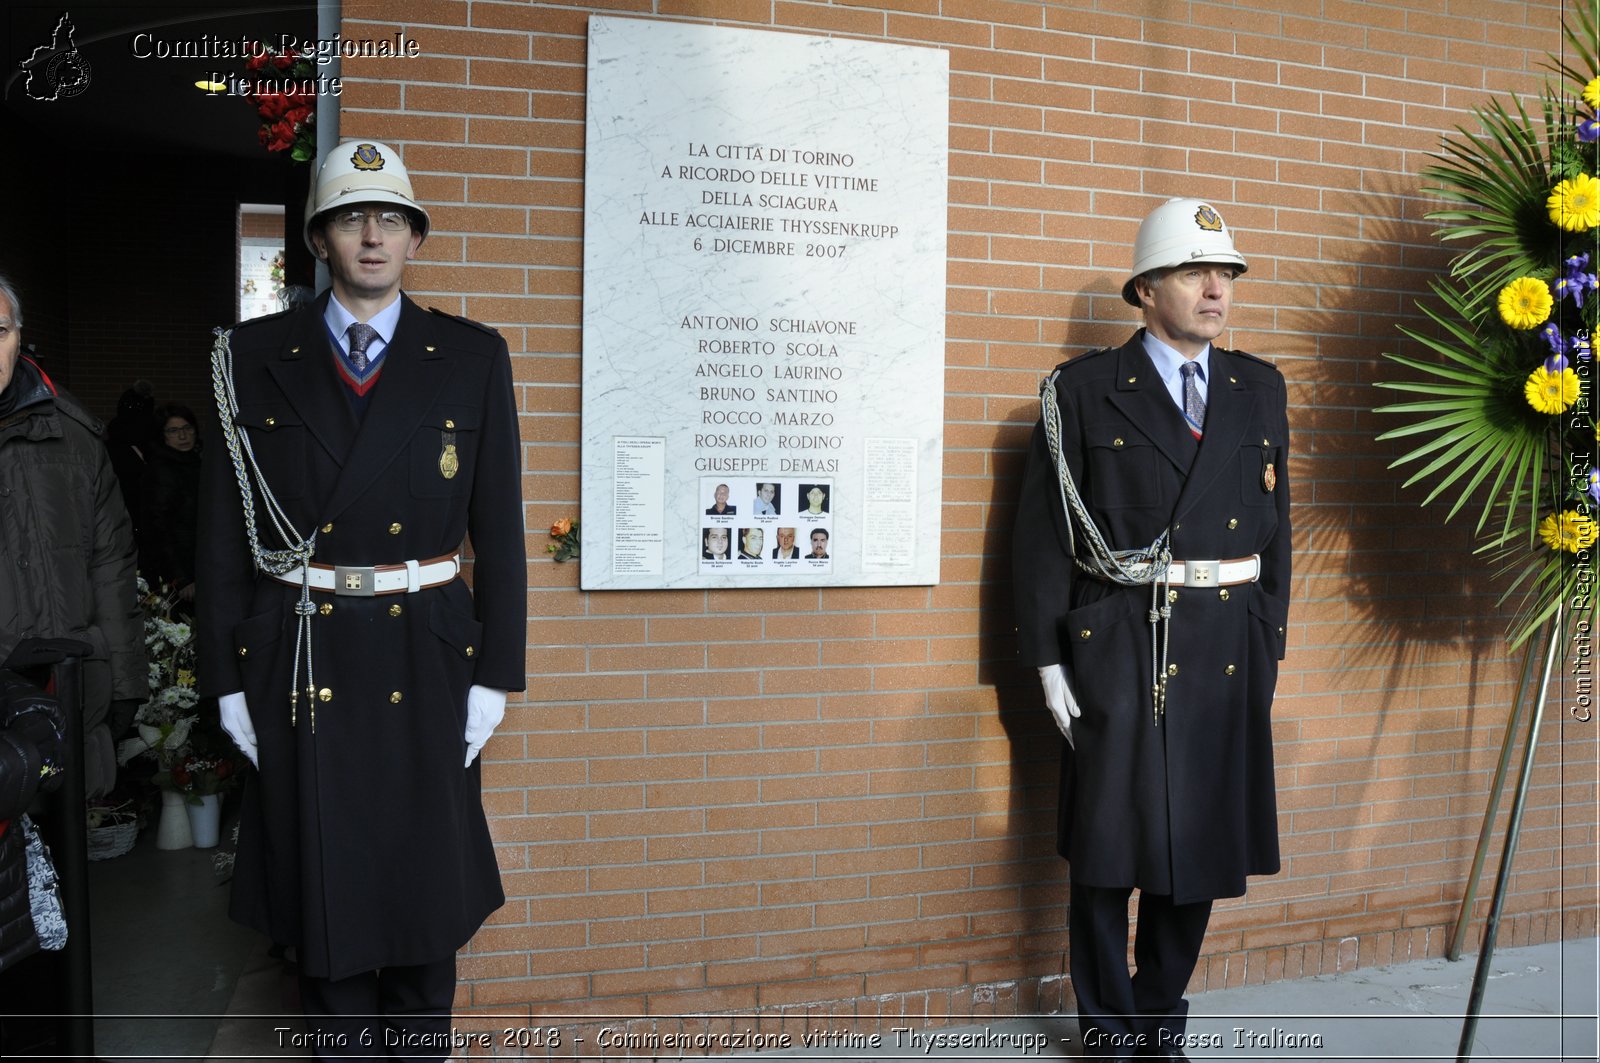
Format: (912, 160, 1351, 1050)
(1165, 555, 1260, 588)
(270, 553, 461, 596)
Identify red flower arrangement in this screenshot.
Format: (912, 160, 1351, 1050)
(244, 43, 317, 162)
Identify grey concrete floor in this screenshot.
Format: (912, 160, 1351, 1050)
(86, 817, 259, 1062)
(740, 938, 1598, 1062)
(82, 834, 1598, 1061)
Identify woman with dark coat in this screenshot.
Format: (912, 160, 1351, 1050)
(139, 403, 201, 599)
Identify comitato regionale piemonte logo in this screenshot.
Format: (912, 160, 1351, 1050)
(19, 12, 92, 101)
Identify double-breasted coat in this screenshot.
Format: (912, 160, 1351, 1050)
(1012, 331, 1291, 905)
(196, 293, 526, 980)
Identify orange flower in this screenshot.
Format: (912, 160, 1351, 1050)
(550, 518, 572, 537)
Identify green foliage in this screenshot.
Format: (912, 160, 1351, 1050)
(1376, 15, 1600, 647)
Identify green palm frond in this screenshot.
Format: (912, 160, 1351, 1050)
(1422, 94, 1558, 306)
(1547, 2, 1599, 97)
(1377, 10, 1599, 646)
(1375, 281, 1548, 536)
(1480, 529, 1581, 647)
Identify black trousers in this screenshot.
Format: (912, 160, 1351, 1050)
(1069, 880, 1212, 1060)
(298, 955, 456, 1060)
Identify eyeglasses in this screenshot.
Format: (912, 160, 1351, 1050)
(163, 426, 195, 436)
(330, 209, 411, 233)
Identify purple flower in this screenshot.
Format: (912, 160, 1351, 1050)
(1589, 468, 1600, 507)
(1540, 322, 1565, 355)
(1545, 351, 1570, 373)
(1563, 253, 1598, 310)
(1580, 114, 1600, 142)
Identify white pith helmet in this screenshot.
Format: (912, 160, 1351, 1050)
(1121, 198, 1248, 306)
(302, 140, 430, 252)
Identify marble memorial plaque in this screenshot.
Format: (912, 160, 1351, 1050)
(581, 16, 948, 589)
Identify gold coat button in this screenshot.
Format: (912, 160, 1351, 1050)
(465, 646, 475, 657)
(318, 688, 333, 702)
(264, 417, 276, 427)
(1262, 438, 1270, 446)
(388, 522, 402, 535)
(1113, 438, 1124, 448)
(319, 603, 334, 616)
(1167, 664, 1179, 676)
(1078, 629, 1091, 640)
(321, 523, 335, 533)
(238, 647, 248, 657)
(1225, 664, 1236, 675)
(444, 419, 455, 429)
(1127, 376, 1137, 384)
(1218, 588, 1230, 602)
(388, 604, 403, 617)
(1227, 518, 1239, 529)
(389, 691, 403, 704)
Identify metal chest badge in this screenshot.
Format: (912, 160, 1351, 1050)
(1263, 461, 1277, 493)
(439, 430, 459, 479)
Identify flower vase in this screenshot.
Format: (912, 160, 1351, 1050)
(186, 793, 223, 849)
(155, 789, 193, 850)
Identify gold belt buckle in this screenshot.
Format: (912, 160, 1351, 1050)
(333, 565, 377, 596)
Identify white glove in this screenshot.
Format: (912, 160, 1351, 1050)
(1038, 664, 1081, 749)
(219, 691, 259, 767)
(463, 685, 507, 767)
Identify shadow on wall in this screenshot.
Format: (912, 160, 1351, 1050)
(1265, 179, 1523, 900)
(972, 274, 1122, 1011)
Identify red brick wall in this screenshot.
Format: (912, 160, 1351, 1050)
(337, 0, 1597, 1034)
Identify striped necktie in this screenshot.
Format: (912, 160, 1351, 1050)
(1180, 360, 1205, 439)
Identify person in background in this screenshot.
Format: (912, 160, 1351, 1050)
(139, 403, 202, 604)
(0, 272, 144, 799)
(0, 669, 66, 972)
(104, 381, 157, 546)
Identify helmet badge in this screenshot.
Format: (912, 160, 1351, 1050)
(1194, 204, 1223, 232)
(351, 143, 386, 171)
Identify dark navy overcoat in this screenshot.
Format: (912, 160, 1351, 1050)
(1013, 331, 1291, 904)
(196, 292, 526, 979)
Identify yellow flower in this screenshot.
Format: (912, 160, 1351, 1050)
(1498, 277, 1553, 329)
(1548, 174, 1600, 232)
(176, 668, 195, 688)
(1525, 366, 1580, 413)
(1586, 77, 1600, 111)
(1539, 510, 1599, 553)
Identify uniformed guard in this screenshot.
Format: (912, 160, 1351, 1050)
(1011, 198, 1292, 1061)
(195, 140, 526, 1059)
